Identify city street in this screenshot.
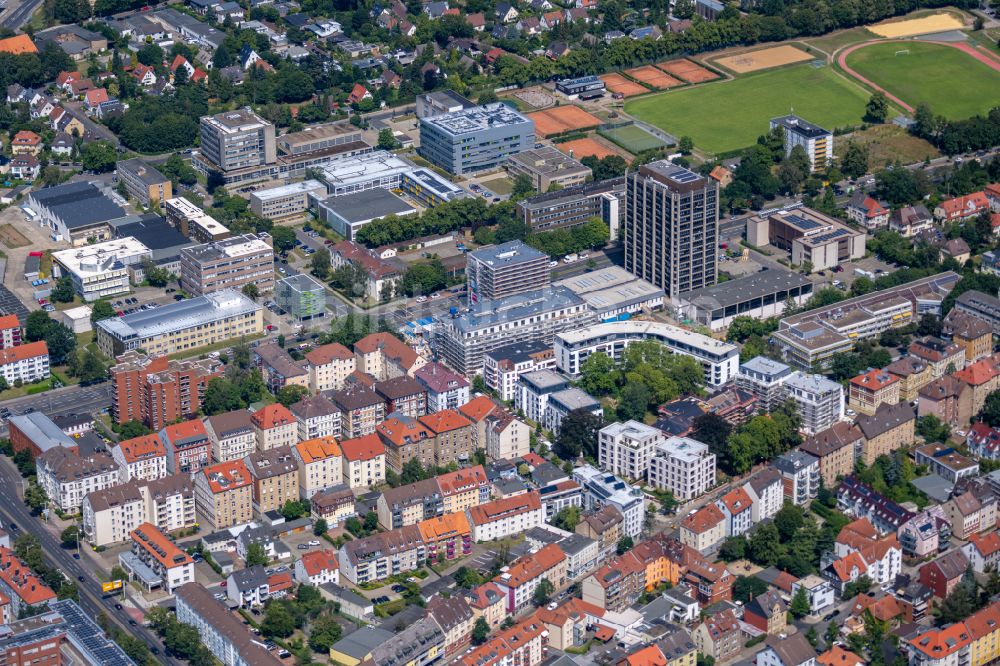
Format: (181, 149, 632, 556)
(0, 457, 177, 664)
(0, 383, 112, 435)
(0, 0, 43, 27)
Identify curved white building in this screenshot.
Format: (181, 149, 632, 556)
(553, 320, 738, 387)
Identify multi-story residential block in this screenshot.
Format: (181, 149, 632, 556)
(111, 352, 223, 430)
(574, 465, 644, 539)
(436, 285, 596, 376)
(95, 290, 263, 359)
(294, 549, 341, 586)
(373, 375, 427, 419)
(680, 504, 726, 553)
(849, 368, 900, 416)
(329, 385, 385, 439)
(194, 108, 277, 186)
(310, 485, 356, 526)
(174, 583, 283, 666)
(919, 374, 974, 426)
(856, 402, 916, 465)
(111, 433, 168, 482)
(304, 342, 355, 392)
(886, 355, 935, 403)
(159, 418, 212, 475)
(254, 343, 308, 394)
(293, 436, 343, 500)
(955, 357, 1000, 415)
(164, 197, 231, 243)
(833, 518, 902, 587)
(339, 434, 385, 490)
(845, 191, 890, 230)
(770, 115, 832, 170)
(377, 478, 442, 530)
(245, 445, 300, 516)
(0, 314, 22, 350)
(648, 436, 716, 501)
(919, 550, 971, 600)
(418, 511, 473, 564)
(743, 468, 784, 523)
(577, 505, 624, 561)
(910, 335, 968, 378)
(791, 575, 835, 615)
(36, 449, 119, 512)
(744, 590, 787, 637)
(371, 616, 445, 666)
(338, 525, 426, 585)
(774, 450, 820, 506)
(0, 341, 49, 386)
(692, 609, 742, 663)
(736, 356, 794, 412)
(415, 362, 470, 412)
(378, 415, 435, 472)
(437, 465, 490, 514)
(418, 103, 534, 175)
(914, 443, 979, 483)
(194, 459, 254, 529)
(516, 369, 569, 423)
(554, 320, 739, 388)
(459, 613, 547, 666)
(0, 547, 56, 616)
(252, 403, 297, 451)
(784, 372, 844, 435)
(715, 487, 753, 537)
(180, 233, 274, 296)
(898, 507, 950, 558)
(468, 492, 544, 542)
(485, 410, 531, 463)
(757, 634, 818, 666)
(123, 522, 194, 593)
(838, 476, 915, 534)
(465, 240, 550, 304)
(204, 409, 256, 463)
(943, 310, 994, 364)
(116, 158, 172, 206)
(354, 332, 425, 381)
(51, 237, 150, 301)
(421, 409, 475, 467)
(426, 594, 475, 657)
(494, 543, 568, 613)
(483, 340, 557, 402)
(624, 161, 718, 298)
(290, 394, 340, 440)
(801, 422, 862, 487)
(963, 532, 1000, 573)
(945, 489, 997, 540)
(82, 481, 146, 547)
(599, 420, 664, 482)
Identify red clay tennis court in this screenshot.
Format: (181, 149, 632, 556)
(556, 137, 623, 161)
(600, 73, 648, 97)
(657, 59, 719, 83)
(625, 65, 682, 89)
(526, 106, 602, 137)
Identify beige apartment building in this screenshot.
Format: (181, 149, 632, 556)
(340, 433, 386, 489)
(252, 404, 298, 451)
(293, 436, 343, 499)
(680, 504, 726, 553)
(205, 410, 256, 462)
(116, 158, 172, 207)
(304, 343, 356, 392)
(245, 445, 300, 516)
(194, 459, 254, 529)
(856, 402, 916, 465)
(849, 369, 901, 416)
(800, 421, 862, 486)
(179, 233, 274, 296)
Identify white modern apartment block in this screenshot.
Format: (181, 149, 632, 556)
(736, 357, 794, 413)
(467, 492, 545, 542)
(36, 449, 120, 512)
(110, 434, 168, 483)
(743, 468, 784, 523)
(770, 115, 832, 171)
(784, 372, 844, 435)
(483, 340, 556, 402)
(573, 465, 645, 539)
(82, 482, 146, 547)
(554, 320, 739, 388)
(124, 522, 195, 593)
(0, 342, 50, 385)
(52, 237, 152, 300)
(648, 436, 717, 501)
(598, 420, 665, 482)
(774, 450, 820, 506)
(515, 369, 569, 423)
(141, 474, 197, 534)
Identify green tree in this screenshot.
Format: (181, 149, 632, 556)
(308, 614, 343, 653)
(270, 226, 297, 252)
(90, 300, 116, 322)
(401, 259, 447, 296)
(790, 586, 811, 619)
(842, 575, 873, 599)
(840, 142, 870, 180)
(110, 565, 128, 583)
(242, 283, 260, 301)
(80, 141, 118, 173)
(749, 523, 782, 566)
(313, 518, 328, 536)
(774, 503, 805, 541)
(117, 420, 152, 439)
(60, 525, 80, 548)
(917, 415, 951, 443)
(865, 91, 889, 123)
(245, 543, 269, 567)
(719, 535, 747, 562)
(261, 602, 297, 638)
(455, 566, 485, 589)
(616, 536, 634, 555)
(552, 505, 581, 531)
(141, 259, 172, 287)
(617, 382, 652, 422)
(511, 174, 535, 200)
(678, 136, 694, 154)
(472, 617, 490, 645)
(577, 352, 618, 397)
(23, 482, 48, 515)
(276, 384, 310, 407)
(554, 408, 602, 460)
(52, 276, 75, 303)
(311, 248, 331, 279)
(377, 128, 399, 150)
(732, 575, 768, 603)
(532, 577, 554, 606)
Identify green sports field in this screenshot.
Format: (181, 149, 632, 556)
(598, 124, 667, 153)
(845, 42, 1000, 120)
(624, 64, 871, 154)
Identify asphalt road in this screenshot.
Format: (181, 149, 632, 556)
(0, 383, 113, 435)
(0, 0, 43, 27)
(0, 459, 178, 665)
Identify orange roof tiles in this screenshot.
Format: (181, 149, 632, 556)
(0, 35, 37, 54)
(967, 532, 1000, 558)
(965, 601, 1000, 640)
(536, 597, 605, 626)
(131, 522, 192, 570)
(468, 582, 505, 609)
(954, 358, 1000, 387)
(939, 192, 989, 218)
(0, 314, 20, 330)
(460, 613, 547, 666)
(622, 645, 667, 666)
(162, 418, 208, 443)
(202, 459, 252, 494)
(419, 409, 472, 434)
(0, 341, 47, 365)
(12, 130, 41, 147)
(252, 403, 295, 430)
(268, 571, 294, 593)
(718, 487, 752, 515)
(837, 518, 901, 564)
(339, 433, 384, 462)
(681, 503, 725, 534)
(436, 465, 487, 496)
(494, 543, 565, 589)
(117, 433, 167, 463)
(908, 623, 972, 658)
(305, 342, 354, 365)
(299, 549, 339, 576)
(468, 492, 541, 525)
(354, 332, 418, 370)
(0, 546, 55, 606)
(459, 395, 500, 423)
(377, 417, 432, 446)
(418, 511, 472, 543)
(832, 552, 868, 583)
(295, 436, 342, 464)
(818, 646, 865, 666)
(850, 369, 900, 391)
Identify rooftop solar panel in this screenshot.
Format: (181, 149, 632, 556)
(785, 214, 822, 231)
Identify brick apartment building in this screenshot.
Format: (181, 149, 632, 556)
(111, 352, 223, 429)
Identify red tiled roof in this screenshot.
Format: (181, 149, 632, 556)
(850, 369, 899, 391)
(305, 342, 353, 365)
(0, 546, 55, 605)
(161, 418, 208, 444)
(354, 333, 418, 370)
(419, 409, 472, 435)
(252, 403, 295, 430)
(132, 522, 192, 569)
(953, 358, 1000, 387)
(117, 433, 166, 463)
(0, 341, 47, 365)
(459, 395, 500, 423)
(681, 504, 724, 534)
(202, 459, 252, 494)
(339, 433, 384, 462)
(299, 549, 339, 576)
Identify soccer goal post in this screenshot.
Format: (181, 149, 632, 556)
(894, 49, 909, 56)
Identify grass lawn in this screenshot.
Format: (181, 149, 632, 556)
(837, 124, 940, 167)
(479, 177, 513, 195)
(599, 124, 667, 153)
(803, 28, 873, 55)
(625, 64, 871, 154)
(845, 41, 1000, 119)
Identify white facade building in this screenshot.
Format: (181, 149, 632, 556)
(784, 372, 844, 435)
(573, 465, 644, 539)
(648, 436, 716, 501)
(598, 421, 665, 482)
(52, 237, 152, 300)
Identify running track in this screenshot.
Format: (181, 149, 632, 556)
(836, 39, 1000, 114)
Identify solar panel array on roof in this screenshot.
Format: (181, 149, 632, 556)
(669, 169, 700, 184)
(51, 600, 137, 666)
(810, 228, 850, 244)
(785, 214, 821, 231)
